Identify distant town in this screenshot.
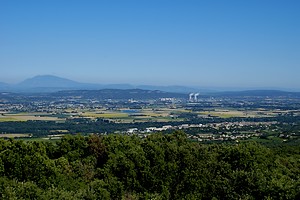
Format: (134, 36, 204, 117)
(0, 85, 299, 145)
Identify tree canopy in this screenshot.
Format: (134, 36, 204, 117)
(0, 132, 299, 199)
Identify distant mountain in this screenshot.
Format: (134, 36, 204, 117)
(137, 85, 199, 94)
(53, 89, 187, 100)
(104, 84, 135, 90)
(1, 75, 299, 95)
(0, 82, 8, 86)
(17, 75, 83, 88)
(13, 75, 105, 92)
(0, 82, 10, 91)
(15, 75, 141, 92)
(214, 90, 300, 98)
(6, 75, 198, 93)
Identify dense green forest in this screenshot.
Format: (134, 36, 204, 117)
(0, 132, 299, 199)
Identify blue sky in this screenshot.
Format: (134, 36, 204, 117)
(0, 0, 299, 89)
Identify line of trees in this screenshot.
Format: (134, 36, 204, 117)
(0, 132, 299, 199)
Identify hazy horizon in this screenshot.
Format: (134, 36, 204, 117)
(1, 1, 299, 89)
(0, 74, 299, 92)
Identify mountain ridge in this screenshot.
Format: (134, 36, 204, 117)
(0, 75, 300, 94)
(53, 88, 187, 99)
(214, 90, 300, 97)
(17, 75, 84, 88)
(12, 75, 200, 93)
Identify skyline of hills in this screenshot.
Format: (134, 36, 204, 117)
(0, 75, 202, 93)
(53, 89, 187, 100)
(0, 75, 299, 94)
(17, 75, 83, 88)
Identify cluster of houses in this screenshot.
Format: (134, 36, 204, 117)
(124, 121, 273, 142)
(188, 133, 262, 142)
(127, 123, 205, 134)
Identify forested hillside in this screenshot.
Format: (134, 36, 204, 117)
(0, 132, 299, 199)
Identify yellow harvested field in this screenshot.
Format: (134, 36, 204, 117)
(0, 114, 63, 121)
(198, 109, 275, 118)
(0, 134, 31, 138)
(0, 116, 22, 122)
(198, 110, 248, 118)
(142, 112, 166, 117)
(82, 112, 129, 118)
(14, 116, 61, 121)
(12, 112, 51, 116)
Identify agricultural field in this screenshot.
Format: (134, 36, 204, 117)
(0, 133, 31, 138)
(0, 116, 21, 122)
(1, 90, 300, 144)
(197, 109, 279, 118)
(75, 108, 187, 123)
(0, 106, 295, 123)
(0, 113, 64, 122)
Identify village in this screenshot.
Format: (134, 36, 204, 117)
(0, 91, 300, 144)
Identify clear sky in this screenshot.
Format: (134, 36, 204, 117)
(0, 0, 299, 89)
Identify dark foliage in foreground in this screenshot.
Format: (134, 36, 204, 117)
(0, 132, 299, 199)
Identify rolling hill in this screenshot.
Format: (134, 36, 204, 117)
(53, 89, 187, 100)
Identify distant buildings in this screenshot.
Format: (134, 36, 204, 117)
(189, 93, 200, 102)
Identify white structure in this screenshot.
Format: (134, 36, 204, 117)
(194, 93, 199, 102)
(189, 93, 200, 102)
(189, 93, 194, 101)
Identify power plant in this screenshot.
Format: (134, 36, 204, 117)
(189, 93, 194, 102)
(189, 93, 200, 102)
